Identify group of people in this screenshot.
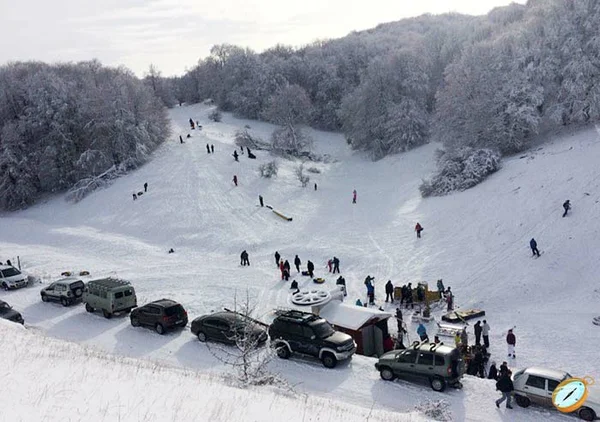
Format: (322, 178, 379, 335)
(132, 182, 149, 200)
(273, 251, 315, 281)
(326, 257, 341, 273)
(0, 259, 13, 266)
(206, 144, 215, 154)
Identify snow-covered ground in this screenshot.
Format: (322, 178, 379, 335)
(1, 103, 599, 421)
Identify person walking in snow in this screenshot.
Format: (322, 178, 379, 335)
(495, 371, 514, 409)
(474, 321, 482, 346)
(499, 361, 509, 377)
(562, 200, 571, 217)
(415, 222, 423, 238)
(417, 323, 428, 342)
(279, 260, 285, 280)
(283, 268, 290, 281)
(144, 182, 148, 193)
(189, 118, 195, 129)
(294, 255, 301, 272)
(259, 195, 264, 207)
(332, 256, 340, 274)
(482, 320, 491, 348)
(180, 135, 184, 144)
(326, 259, 333, 273)
(233, 175, 238, 186)
(385, 280, 394, 303)
(233, 150, 239, 161)
(307, 260, 314, 278)
(365, 275, 375, 304)
(240, 250, 250, 266)
(530, 238, 540, 257)
(211, 144, 214, 153)
(206, 144, 211, 154)
(395, 307, 403, 332)
(283, 259, 291, 274)
(314, 183, 317, 191)
(506, 329, 516, 358)
(405, 283, 414, 309)
(352, 189, 357, 204)
(275, 251, 281, 267)
(133, 193, 137, 200)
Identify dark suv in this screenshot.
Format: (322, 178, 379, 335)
(130, 299, 188, 334)
(268, 309, 356, 368)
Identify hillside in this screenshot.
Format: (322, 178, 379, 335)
(1, 104, 599, 421)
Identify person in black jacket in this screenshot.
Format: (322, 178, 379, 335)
(488, 361, 499, 381)
(283, 260, 291, 273)
(495, 371, 514, 409)
(274, 251, 281, 267)
(562, 200, 571, 217)
(332, 256, 340, 274)
(233, 150, 239, 161)
(307, 260, 314, 278)
(206, 144, 211, 154)
(530, 238, 540, 257)
(385, 280, 394, 302)
(474, 321, 482, 346)
(294, 255, 301, 272)
(240, 250, 250, 266)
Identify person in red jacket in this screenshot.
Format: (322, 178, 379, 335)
(279, 260, 285, 280)
(415, 222, 423, 238)
(506, 328, 516, 358)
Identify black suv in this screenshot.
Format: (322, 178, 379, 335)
(0, 300, 24, 324)
(130, 299, 188, 334)
(268, 309, 356, 368)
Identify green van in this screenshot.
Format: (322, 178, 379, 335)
(83, 278, 137, 319)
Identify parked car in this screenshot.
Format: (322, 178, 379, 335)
(130, 299, 188, 334)
(0, 300, 24, 324)
(375, 340, 464, 391)
(40, 278, 85, 306)
(83, 278, 137, 319)
(513, 367, 600, 421)
(268, 309, 356, 368)
(191, 310, 268, 345)
(0, 265, 27, 291)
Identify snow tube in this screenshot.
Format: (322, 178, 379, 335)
(272, 210, 293, 221)
(313, 278, 325, 284)
(61, 271, 72, 277)
(79, 271, 90, 276)
(137, 191, 144, 196)
(593, 316, 600, 326)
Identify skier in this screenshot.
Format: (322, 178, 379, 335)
(189, 118, 195, 129)
(352, 189, 357, 204)
(562, 200, 571, 217)
(307, 260, 315, 278)
(332, 256, 340, 274)
(474, 321, 482, 346)
(294, 255, 301, 272)
(506, 328, 516, 358)
(488, 361, 499, 381)
(495, 371, 514, 409)
(415, 222, 423, 238)
(385, 280, 394, 303)
(482, 320, 491, 348)
(211, 144, 214, 153)
(314, 183, 317, 191)
(259, 195, 264, 207)
(326, 259, 333, 273)
(417, 323, 428, 342)
(144, 182, 148, 193)
(530, 238, 540, 257)
(274, 251, 281, 267)
(233, 175, 238, 186)
(233, 150, 239, 161)
(206, 144, 211, 154)
(179, 135, 184, 144)
(133, 193, 137, 200)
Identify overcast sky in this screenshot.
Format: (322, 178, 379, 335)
(0, 0, 526, 77)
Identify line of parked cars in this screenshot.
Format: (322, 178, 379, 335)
(1, 274, 598, 420)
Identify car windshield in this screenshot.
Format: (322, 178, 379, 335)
(164, 305, 184, 316)
(0, 302, 11, 310)
(1, 268, 21, 277)
(310, 321, 335, 339)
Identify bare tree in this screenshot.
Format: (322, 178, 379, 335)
(294, 164, 310, 187)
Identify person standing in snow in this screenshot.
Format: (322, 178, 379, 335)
(233, 150, 239, 161)
(206, 144, 211, 154)
(240, 250, 250, 266)
(385, 280, 394, 303)
(417, 323, 428, 342)
(506, 329, 516, 358)
(405, 283, 414, 309)
(189, 118, 195, 129)
(454, 332, 461, 348)
(352, 189, 357, 204)
(279, 260, 285, 280)
(307, 260, 315, 278)
(294, 255, 301, 272)
(474, 321, 482, 346)
(395, 307, 403, 331)
(437, 279, 445, 299)
(259, 195, 264, 207)
(460, 328, 469, 349)
(314, 183, 317, 191)
(415, 222, 423, 238)
(233, 175, 238, 186)
(495, 371, 514, 409)
(482, 320, 491, 348)
(283, 268, 290, 281)
(488, 362, 499, 381)
(365, 275, 375, 304)
(332, 256, 340, 274)
(530, 238, 540, 257)
(275, 251, 281, 267)
(180, 135, 184, 144)
(133, 193, 137, 200)
(445, 287, 454, 311)
(562, 200, 571, 217)
(499, 361, 509, 377)
(144, 182, 148, 193)
(211, 144, 214, 153)
(283, 259, 291, 274)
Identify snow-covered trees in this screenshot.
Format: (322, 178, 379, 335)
(0, 61, 170, 210)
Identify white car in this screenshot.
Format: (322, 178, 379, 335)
(0, 265, 28, 291)
(513, 367, 600, 421)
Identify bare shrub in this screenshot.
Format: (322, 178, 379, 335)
(259, 161, 278, 178)
(295, 164, 310, 187)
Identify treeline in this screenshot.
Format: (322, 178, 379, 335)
(171, 0, 600, 193)
(0, 61, 170, 210)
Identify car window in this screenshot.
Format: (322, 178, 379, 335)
(114, 292, 124, 299)
(165, 305, 184, 316)
(124, 289, 133, 297)
(0, 302, 10, 310)
(547, 379, 560, 392)
(525, 375, 546, 389)
(70, 281, 84, 290)
(287, 324, 304, 336)
(398, 349, 418, 364)
(417, 352, 434, 366)
(1, 268, 21, 277)
(302, 326, 314, 338)
(310, 321, 335, 339)
(204, 318, 229, 330)
(435, 355, 445, 366)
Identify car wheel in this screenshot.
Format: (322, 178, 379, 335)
(197, 331, 207, 342)
(379, 367, 396, 381)
(578, 407, 596, 421)
(321, 352, 337, 368)
(275, 343, 291, 359)
(102, 309, 112, 319)
(85, 303, 94, 313)
(73, 288, 83, 298)
(155, 323, 165, 335)
(430, 376, 446, 392)
(515, 395, 530, 408)
(2, 283, 8, 291)
(41, 294, 49, 303)
(130, 316, 140, 327)
(60, 297, 68, 307)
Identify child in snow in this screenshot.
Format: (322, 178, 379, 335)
(506, 329, 516, 358)
(352, 189, 357, 204)
(415, 222, 423, 238)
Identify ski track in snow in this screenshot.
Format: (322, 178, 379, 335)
(1, 103, 599, 421)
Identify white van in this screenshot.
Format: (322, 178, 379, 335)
(0, 265, 27, 290)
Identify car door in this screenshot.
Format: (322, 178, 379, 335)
(44, 283, 57, 300)
(394, 349, 418, 375)
(138, 306, 155, 327)
(523, 375, 549, 406)
(416, 352, 436, 378)
(545, 378, 561, 407)
(300, 326, 319, 356)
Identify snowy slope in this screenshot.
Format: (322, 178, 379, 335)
(1, 103, 599, 421)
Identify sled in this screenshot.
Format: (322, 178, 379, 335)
(61, 271, 72, 277)
(301, 271, 310, 276)
(441, 309, 485, 323)
(137, 191, 144, 196)
(79, 271, 90, 276)
(248, 152, 256, 159)
(272, 209, 293, 222)
(313, 278, 325, 284)
(593, 316, 600, 326)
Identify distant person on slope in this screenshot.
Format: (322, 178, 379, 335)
(474, 321, 482, 346)
(144, 182, 148, 193)
(189, 118, 195, 129)
(562, 200, 571, 217)
(133, 193, 137, 200)
(240, 250, 250, 266)
(352, 189, 357, 204)
(332, 256, 340, 273)
(415, 222, 423, 238)
(211, 144, 214, 153)
(326, 259, 333, 273)
(233, 150, 239, 161)
(275, 251, 281, 267)
(482, 320, 491, 348)
(179, 135, 184, 144)
(385, 280, 394, 303)
(307, 260, 315, 278)
(233, 175, 238, 186)
(294, 255, 301, 272)
(283, 259, 291, 274)
(259, 195, 264, 207)
(529, 238, 540, 257)
(314, 183, 317, 191)
(206, 144, 211, 154)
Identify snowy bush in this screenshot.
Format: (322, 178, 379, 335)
(208, 109, 222, 122)
(235, 130, 270, 151)
(420, 147, 501, 197)
(258, 161, 278, 178)
(65, 164, 128, 203)
(415, 399, 453, 421)
(295, 164, 310, 187)
(270, 126, 313, 157)
(306, 167, 321, 174)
